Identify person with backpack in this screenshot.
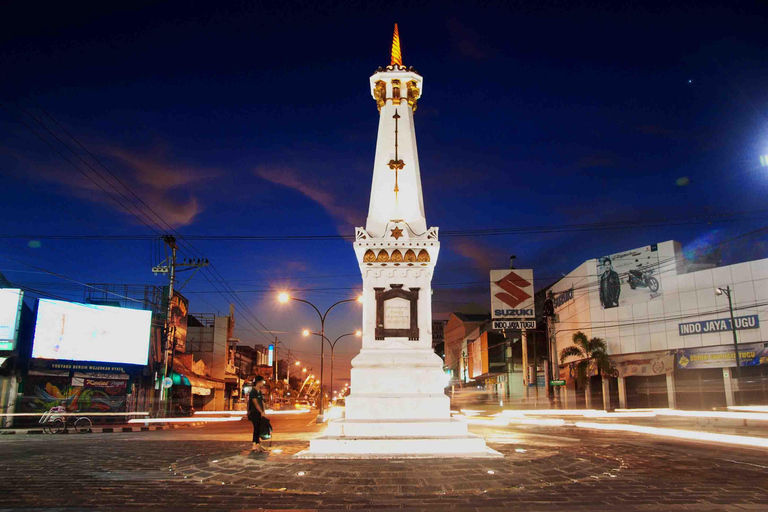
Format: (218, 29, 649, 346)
(248, 376, 269, 452)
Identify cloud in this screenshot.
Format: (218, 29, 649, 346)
(449, 238, 506, 271)
(102, 146, 216, 227)
(9, 143, 214, 228)
(255, 166, 364, 231)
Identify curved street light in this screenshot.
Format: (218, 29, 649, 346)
(303, 330, 361, 400)
(278, 292, 362, 422)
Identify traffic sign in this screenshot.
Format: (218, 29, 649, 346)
(493, 320, 536, 330)
(162, 377, 173, 389)
(550, 380, 566, 386)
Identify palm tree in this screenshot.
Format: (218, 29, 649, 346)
(559, 331, 613, 387)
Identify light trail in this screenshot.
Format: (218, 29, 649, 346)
(192, 409, 310, 416)
(0, 412, 150, 417)
(127, 417, 241, 424)
(575, 422, 768, 449)
(728, 406, 768, 413)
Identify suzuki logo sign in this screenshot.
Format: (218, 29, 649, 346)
(490, 269, 535, 321)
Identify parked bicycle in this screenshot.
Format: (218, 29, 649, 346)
(39, 406, 92, 434)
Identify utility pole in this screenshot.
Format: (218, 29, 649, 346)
(151, 234, 209, 417)
(273, 336, 279, 383)
(716, 286, 741, 404)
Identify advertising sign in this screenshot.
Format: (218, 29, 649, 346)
(162, 288, 188, 352)
(552, 287, 574, 310)
(492, 320, 536, 330)
(268, 344, 274, 367)
(678, 315, 759, 336)
(32, 299, 152, 366)
(597, 244, 661, 309)
(0, 288, 23, 351)
(677, 343, 768, 369)
(612, 351, 674, 378)
(469, 333, 488, 379)
(491, 269, 535, 321)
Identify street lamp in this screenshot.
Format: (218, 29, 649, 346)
(278, 292, 362, 422)
(302, 330, 362, 403)
(716, 286, 742, 388)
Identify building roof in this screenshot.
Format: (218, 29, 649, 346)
(452, 312, 490, 323)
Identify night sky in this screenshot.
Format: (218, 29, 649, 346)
(2, 1, 767, 383)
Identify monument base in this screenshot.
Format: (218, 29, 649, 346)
(292, 418, 503, 459)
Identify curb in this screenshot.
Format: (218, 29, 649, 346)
(0, 422, 208, 435)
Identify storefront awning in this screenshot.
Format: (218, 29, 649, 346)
(172, 359, 225, 390)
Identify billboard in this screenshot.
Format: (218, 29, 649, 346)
(0, 288, 23, 351)
(676, 342, 768, 369)
(162, 288, 188, 352)
(597, 244, 661, 309)
(491, 269, 535, 321)
(32, 299, 152, 366)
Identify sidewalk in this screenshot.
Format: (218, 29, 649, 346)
(0, 420, 209, 435)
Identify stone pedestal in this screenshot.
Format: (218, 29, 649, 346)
(294, 228, 500, 459)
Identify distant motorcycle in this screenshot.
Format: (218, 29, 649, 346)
(627, 267, 659, 292)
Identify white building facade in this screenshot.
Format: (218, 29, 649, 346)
(551, 240, 768, 409)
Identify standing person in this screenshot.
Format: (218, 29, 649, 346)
(599, 257, 621, 309)
(248, 376, 269, 452)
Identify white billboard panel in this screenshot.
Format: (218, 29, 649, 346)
(597, 244, 662, 309)
(490, 269, 535, 320)
(0, 289, 23, 351)
(32, 299, 152, 366)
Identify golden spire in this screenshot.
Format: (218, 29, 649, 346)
(390, 23, 403, 67)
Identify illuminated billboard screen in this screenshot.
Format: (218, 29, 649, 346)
(32, 299, 152, 366)
(0, 288, 24, 351)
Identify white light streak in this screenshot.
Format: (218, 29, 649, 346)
(575, 422, 768, 449)
(0, 412, 150, 418)
(127, 417, 241, 424)
(728, 406, 768, 413)
(656, 409, 768, 421)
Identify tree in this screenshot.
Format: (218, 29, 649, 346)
(559, 331, 613, 386)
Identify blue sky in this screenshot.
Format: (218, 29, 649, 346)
(2, 0, 768, 382)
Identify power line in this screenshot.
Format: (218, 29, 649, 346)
(1, 212, 767, 241)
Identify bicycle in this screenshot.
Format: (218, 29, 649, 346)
(39, 406, 92, 434)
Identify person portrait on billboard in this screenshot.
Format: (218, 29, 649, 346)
(599, 257, 620, 309)
(248, 376, 269, 452)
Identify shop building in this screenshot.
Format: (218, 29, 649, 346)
(551, 240, 768, 409)
(444, 311, 549, 403)
(186, 309, 236, 410)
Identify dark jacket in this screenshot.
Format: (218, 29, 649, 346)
(599, 270, 621, 308)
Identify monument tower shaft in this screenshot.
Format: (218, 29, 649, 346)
(295, 25, 499, 458)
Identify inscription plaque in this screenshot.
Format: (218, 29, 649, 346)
(374, 284, 419, 340)
(383, 298, 410, 329)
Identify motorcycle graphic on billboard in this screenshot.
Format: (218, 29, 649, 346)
(597, 244, 662, 309)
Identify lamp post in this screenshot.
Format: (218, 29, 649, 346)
(278, 292, 362, 422)
(303, 330, 361, 400)
(286, 359, 300, 389)
(716, 286, 742, 387)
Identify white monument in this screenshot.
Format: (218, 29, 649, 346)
(295, 25, 500, 458)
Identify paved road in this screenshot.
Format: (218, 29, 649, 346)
(1, 410, 768, 511)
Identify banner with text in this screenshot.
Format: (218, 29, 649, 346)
(676, 342, 768, 369)
(678, 315, 759, 336)
(612, 351, 675, 378)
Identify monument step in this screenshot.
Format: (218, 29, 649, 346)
(298, 434, 502, 458)
(324, 418, 470, 437)
(345, 394, 450, 420)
